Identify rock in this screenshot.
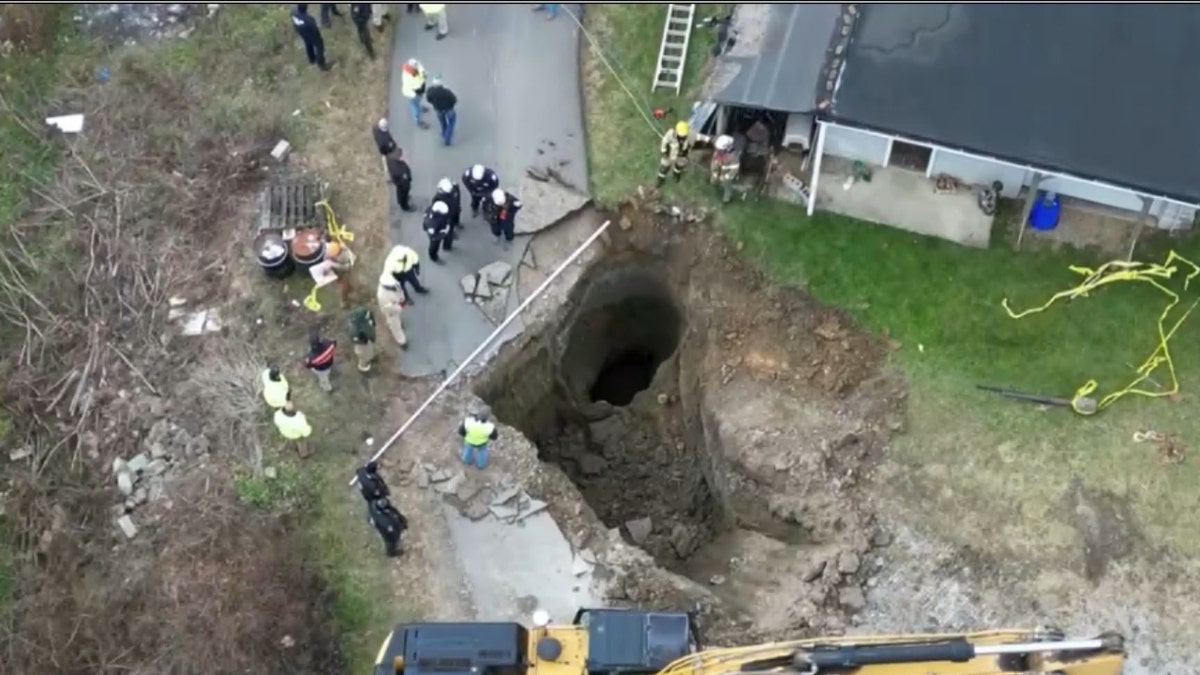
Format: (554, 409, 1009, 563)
(147, 442, 168, 459)
(429, 469, 452, 483)
(670, 524, 697, 558)
(132, 487, 148, 506)
(112, 457, 129, 476)
(460, 273, 480, 297)
(264, 466, 278, 479)
(464, 502, 491, 521)
(578, 453, 608, 476)
(127, 453, 150, 475)
(117, 515, 138, 540)
(709, 574, 726, 586)
(838, 552, 861, 575)
(490, 504, 520, 521)
(147, 477, 167, 502)
(515, 499, 549, 522)
(456, 480, 485, 502)
(479, 260, 513, 287)
(619, 216, 633, 231)
(578, 548, 597, 564)
(270, 140, 291, 161)
(189, 435, 210, 456)
(146, 459, 168, 477)
(871, 530, 893, 548)
(117, 472, 134, 496)
(417, 469, 431, 489)
(838, 586, 866, 612)
(625, 517, 653, 545)
(435, 471, 466, 495)
(492, 486, 521, 505)
(801, 558, 826, 582)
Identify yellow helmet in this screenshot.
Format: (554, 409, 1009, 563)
(327, 241, 342, 257)
(675, 121, 690, 136)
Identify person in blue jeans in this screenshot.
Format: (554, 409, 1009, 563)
(458, 406, 499, 469)
(533, 4, 559, 20)
(425, 78, 458, 146)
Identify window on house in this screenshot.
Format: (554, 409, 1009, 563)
(889, 140, 933, 173)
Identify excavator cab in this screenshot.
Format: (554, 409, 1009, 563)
(570, 608, 701, 674)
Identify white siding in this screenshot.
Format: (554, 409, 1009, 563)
(928, 150, 1028, 198)
(1034, 175, 1146, 213)
(822, 124, 889, 165)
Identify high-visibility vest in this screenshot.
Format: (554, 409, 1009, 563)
(274, 409, 312, 440)
(261, 370, 290, 409)
(401, 67, 426, 99)
(463, 416, 495, 446)
(419, 4, 446, 14)
(384, 245, 419, 275)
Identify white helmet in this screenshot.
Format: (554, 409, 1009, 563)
(377, 117, 389, 131)
(437, 177, 453, 193)
(471, 164, 485, 181)
(491, 188, 506, 205)
(407, 58, 421, 69)
(532, 609, 551, 628)
(715, 134, 734, 151)
(431, 201, 449, 214)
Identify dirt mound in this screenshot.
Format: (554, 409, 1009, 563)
(478, 197, 908, 637)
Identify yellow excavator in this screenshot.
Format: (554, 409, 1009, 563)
(372, 607, 1126, 675)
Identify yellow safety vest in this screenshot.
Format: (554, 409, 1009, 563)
(463, 416, 495, 446)
(261, 370, 290, 409)
(274, 409, 312, 440)
(384, 245, 420, 275)
(401, 69, 426, 99)
(419, 4, 446, 13)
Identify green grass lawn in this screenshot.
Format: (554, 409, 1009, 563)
(583, 4, 1200, 565)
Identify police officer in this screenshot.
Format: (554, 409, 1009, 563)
(433, 177, 462, 231)
(261, 365, 290, 409)
(485, 188, 522, 247)
(657, 120, 711, 186)
(372, 118, 396, 174)
(423, 201, 454, 263)
(368, 497, 408, 558)
(386, 148, 415, 212)
(461, 164, 500, 219)
(291, 5, 332, 71)
(350, 4, 376, 59)
(382, 244, 429, 305)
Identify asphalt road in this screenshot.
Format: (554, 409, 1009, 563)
(385, 4, 588, 378)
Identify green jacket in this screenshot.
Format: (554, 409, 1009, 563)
(349, 306, 376, 342)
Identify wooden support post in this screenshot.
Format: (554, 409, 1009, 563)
(1128, 196, 1154, 261)
(1015, 173, 1045, 250)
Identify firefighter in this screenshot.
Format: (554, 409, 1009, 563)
(484, 188, 522, 247)
(709, 134, 741, 203)
(461, 164, 499, 219)
(368, 497, 408, 558)
(657, 120, 711, 186)
(261, 365, 290, 409)
(433, 177, 462, 231)
(348, 305, 377, 373)
(423, 200, 454, 263)
(382, 243, 429, 305)
(325, 239, 356, 302)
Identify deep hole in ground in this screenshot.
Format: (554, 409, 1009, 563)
(478, 257, 725, 569)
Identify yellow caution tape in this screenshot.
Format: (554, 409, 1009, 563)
(1001, 250, 1200, 415)
(317, 198, 355, 244)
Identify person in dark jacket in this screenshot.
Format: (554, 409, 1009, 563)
(356, 462, 390, 520)
(303, 330, 337, 392)
(425, 78, 458, 146)
(320, 3, 343, 27)
(349, 4, 375, 58)
(433, 177, 462, 231)
(368, 497, 408, 558)
(484, 188, 522, 247)
(372, 117, 397, 174)
(291, 5, 332, 71)
(423, 201, 454, 263)
(461, 164, 500, 219)
(386, 149, 415, 212)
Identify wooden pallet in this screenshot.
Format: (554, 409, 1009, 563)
(255, 180, 327, 231)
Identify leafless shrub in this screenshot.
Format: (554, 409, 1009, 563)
(182, 342, 270, 471)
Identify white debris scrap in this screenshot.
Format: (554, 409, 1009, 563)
(117, 515, 138, 539)
(46, 113, 85, 134)
(271, 140, 291, 161)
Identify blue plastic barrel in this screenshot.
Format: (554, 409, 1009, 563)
(1029, 190, 1062, 231)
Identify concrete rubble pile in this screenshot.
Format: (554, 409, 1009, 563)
(461, 260, 514, 323)
(110, 419, 210, 540)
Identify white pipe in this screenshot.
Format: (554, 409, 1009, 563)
(807, 122, 828, 217)
(349, 219, 613, 486)
(974, 638, 1106, 656)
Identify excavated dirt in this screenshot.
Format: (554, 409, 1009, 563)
(477, 197, 909, 638)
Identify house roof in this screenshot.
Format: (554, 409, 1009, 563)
(828, 4, 1200, 204)
(705, 3, 842, 114)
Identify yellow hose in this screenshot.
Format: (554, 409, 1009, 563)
(1001, 250, 1200, 415)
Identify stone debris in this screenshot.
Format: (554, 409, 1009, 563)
(578, 548, 597, 564)
(112, 419, 206, 516)
(264, 466, 278, 480)
(435, 471, 467, 495)
(490, 504, 520, 521)
(126, 453, 150, 475)
(117, 515, 138, 540)
(271, 140, 291, 162)
(168, 308, 222, 336)
(514, 498, 548, 523)
(9, 446, 32, 462)
(837, 551, 861, 575)
(492, 486, 522, 506)
(838, 585, 867, 612)
(709, 574, 726, 586)
(429, 469, 452, 483)
(480, 261, 513, 287)
(117, 471, 134, 496)
(625, 517, 653, 545)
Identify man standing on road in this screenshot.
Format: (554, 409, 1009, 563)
(423, 200, 455, 264)
(368, 497, 408, 558)
(433, 177, 462, 231)
(485, 187, 522, 248)
(461, 164, 500, 219)
(348, 305, 377, 373)
(304, 330, 337, 392)
(274, 397, 313, 458)
(382, 243, 429, 305)
(419, 4, 449, 40)
(349, 4, 375, 59)
(425, 77, 458, 146)
(376, 265, 410, 349)
(401, 59, 430, 129)
(261, 365, 290, 409)
(291, 5, 333, 71)
(458, 406, 499, 470)
(372, 117, 397, 173)
(386, 149, 416, 212)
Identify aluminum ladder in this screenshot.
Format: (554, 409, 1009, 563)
(652, 4, 696, 93)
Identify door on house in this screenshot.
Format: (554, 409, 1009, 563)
(888, 140, 933, 173)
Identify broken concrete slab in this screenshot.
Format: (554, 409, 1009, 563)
(112, 457, 128, 475)
(578, 548, 597, 565)
(126, 453, 150, 475)
(839, 585, 867, 612)
(479, 260, 513, 287)
(460, 273, 480, 297)
(515, 499, 549, 523)
(173, 308, 223, 336)
(429, 469, 452, 483)
(417, 469, 431, 489)
(435, 471, 467, 495)
(490, 504, 520, 521)
(492, 486, 521, 506)
(117, 515, 138, 539)
(146, 459, 168, 477)
(516, 174, 592, 235)
(625, 517, 653, 545)
(117, 472, 134, 496)
(838, 551, 861, 575)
